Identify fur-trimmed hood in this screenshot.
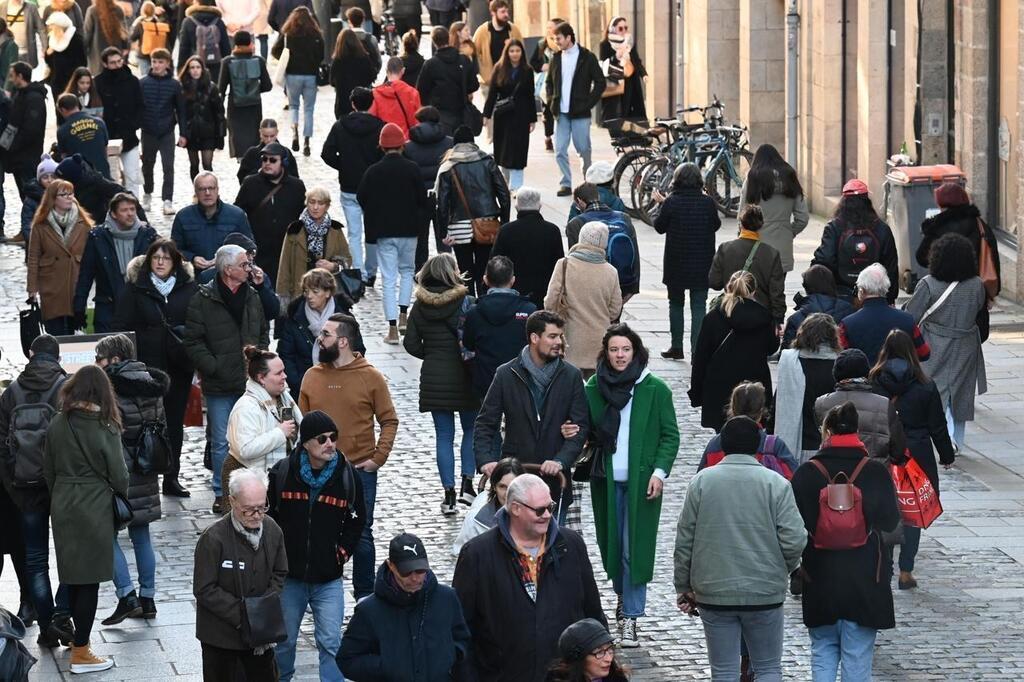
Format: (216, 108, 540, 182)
(106, 360, 171, 399)
(412, 283, 469, 321)
(125, 254, 195, 284)
(186, 4, 222, 19)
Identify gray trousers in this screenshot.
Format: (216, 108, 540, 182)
(141, 131, 175, 201)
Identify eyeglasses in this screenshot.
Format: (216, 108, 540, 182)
(196, 186, 218, 193)
(152, 254, 172, 263)
(236, 504, 269, 517)
(590, 645, 614, 660)
(317, 329, 336, 339)
(260, 155, 281, 163)
(56, 192, 74, 198)
(313, 432, 338, 444)
(233, 261, 253, 271)
(514, 500, 557, 518)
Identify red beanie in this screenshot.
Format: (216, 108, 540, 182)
(379, 122, 406, 149)
(934, 182, 969, 208)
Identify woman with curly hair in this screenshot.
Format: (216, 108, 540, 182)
(904, 233, 987, 449)
(82, 0, 128, 73)
(178, 56, 226, 179)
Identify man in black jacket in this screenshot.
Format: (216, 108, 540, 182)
(463, 255, 536, 399)
(234, 142, 307, 287)
(94, 48, 144, 197)
(339, 532, 471, 680)
(5, 62, 47, 201)
(322, 87, 384, 285)
(417, 26, 479, 135)
(453, 474, 606, 681)
(545, 23, 604, 196)
(490, 187, 564, 309)
(473, 310, 589, 514)
(268, 410, 365, 682)
(237, 118, 299, 182)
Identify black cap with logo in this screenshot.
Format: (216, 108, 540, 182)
(388, 532, 429, 573)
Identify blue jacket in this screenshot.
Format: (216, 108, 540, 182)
(170, 200, 253, 264)
(838, 297, 930, 367)
(339, 564, 471, 682)
(462, 288, 535, 399)
(73, 219, 158, 328)
(139, 71, 186, 137)
(781, 292, 855, 351)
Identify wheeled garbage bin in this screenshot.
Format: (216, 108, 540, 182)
(884, 164, 966, 293)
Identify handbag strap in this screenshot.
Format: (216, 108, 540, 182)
(227, 521, 249, 597)
(742, 240, 760, 272)
(66, 415, 116, 492)
(257, 182, 285, 211)
(388, 81, 411, 128)
(450, 167, 476, 220)
(918, 281, 958, 326)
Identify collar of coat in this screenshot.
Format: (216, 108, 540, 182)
(186, 4, 221, 18)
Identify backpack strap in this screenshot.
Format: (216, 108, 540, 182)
(808, 458, 831, 482)
(847, 456, 870, 484)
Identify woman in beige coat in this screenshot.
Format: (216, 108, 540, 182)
(545, 221, 622, 375)
(276, 186, 353, 305)
(27, 179, 93, 335)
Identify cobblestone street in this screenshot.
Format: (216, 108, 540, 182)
(2, 77, 1024, 681)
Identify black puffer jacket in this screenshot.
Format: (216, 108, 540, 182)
(917, 204, 1000, 291)
(321, 111, 385, 193)
(403, 283, 479, 413)
(106, 361, 169, 527)
(404, 121, 453, 190)
(434, 146, 510, 235)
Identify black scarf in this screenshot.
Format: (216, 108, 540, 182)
(594, 356, 645, 452)
(216, 276, 249, 328)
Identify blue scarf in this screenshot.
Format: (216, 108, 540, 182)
(299, 451, 338, 495)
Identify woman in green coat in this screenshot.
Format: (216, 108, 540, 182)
(43, 364, 129, 674)
(584, 323, 679, 649)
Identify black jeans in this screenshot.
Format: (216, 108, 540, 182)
(453, 241, 491, 297)
(542, 98, 555, 138)
(428, 9, 460, 29)
(141, 130, 176, 200)
(69, 583, 99, 647)
(201, 642, 278, 681)
(163, 368, 193, 484)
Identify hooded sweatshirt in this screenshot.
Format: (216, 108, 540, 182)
(321, 111, 385, 192)
(404, 121, 453, 189)
(462, 288, 536, 398)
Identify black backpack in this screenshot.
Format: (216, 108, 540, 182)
(228, 58, 261, 107)
(6, 381, 63, 488)
(127, 418, 171, 475)
(836, 221, 882, 288)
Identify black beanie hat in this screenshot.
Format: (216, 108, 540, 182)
(833, 348, 870, 382)
(557, 619, 613, 662)
(453, 125, 475, 144)
(299, 410, 337, 444)
(720, 416, 762, 455)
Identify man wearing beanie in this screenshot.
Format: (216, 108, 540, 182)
(267, 409, 365, 682)
(339, 532, 470, 680)
(357, 122, 429, 344)
(674, 415, 806, 681)
(814, 347, 906, 461)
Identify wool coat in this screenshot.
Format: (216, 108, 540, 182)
(482, 65, 536, 170)
(26, 210, 91, 321)
(790, 436, 901, 630)
(490, 210, 564, 309)
(403, 283, 480, 413)
(82, 3, 128, 73)
(471, 20, 523, 84)
(544, 251, 622, 371)
(585, 372, 679, 584)
(708, 235, 787, 322)
(905, 275, 987, 422)
(276, 218, 353, 301)
(0, 1, 47, 67)
(738, 179, 809, 272)
(652, 187, 722, 295)
(688, 298, 779, 431)
(44, 409, 129, 584)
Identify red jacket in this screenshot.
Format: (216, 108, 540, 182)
(369, 79, 421, 136)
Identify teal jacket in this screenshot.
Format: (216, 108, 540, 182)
(673, 454, 806, 607)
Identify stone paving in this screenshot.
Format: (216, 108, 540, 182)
(1, 58, 1024, 681)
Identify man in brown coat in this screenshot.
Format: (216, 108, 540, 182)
(194, 467, 288, 681)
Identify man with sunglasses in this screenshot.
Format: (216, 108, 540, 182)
(339, 532, 471, 680)
(453, 473, 605, 681)
(267, 410, 365, 682)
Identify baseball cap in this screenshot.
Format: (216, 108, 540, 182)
(388, 532, 429, 573)
(841, 179, 869, 196)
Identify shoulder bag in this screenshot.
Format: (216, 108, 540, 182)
(450, 167, 500, 245)
(272, 36, 290, 88)
(551, 258, 569, 317)
(918, 280, 958, 327)
(228, 527, 287, 648)
(68, 416, 134, 531)
(708, 241, 761, 311)
(977, 218, 999, 300)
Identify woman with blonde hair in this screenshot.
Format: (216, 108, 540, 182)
(277, 186, 353, 304)
(689, 270, 779, 432)
(82, 0, 128, 73)
(27, 180, 93, 335)
(403, 253, 480, 515)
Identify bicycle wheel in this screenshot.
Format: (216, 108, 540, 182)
(632, 156, 671, 226)
(706, 148, 753, 217)
(613, 148, 655, 218)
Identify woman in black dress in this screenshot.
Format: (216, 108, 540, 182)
(179, 56, 226, 179)
(482, 39, 535, 193)
(598, 16, 646, 123)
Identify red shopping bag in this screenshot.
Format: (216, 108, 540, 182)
(891, 458, 943, 529)
(184, 382, 204, 427)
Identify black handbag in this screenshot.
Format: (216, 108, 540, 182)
(463, 102, 483, 136)
(229, 530, 287, 648)
(572, 442, 606, 483)
(68, 417, 134, 531)
(19, 300, 42, 358)
(334, 268, 366, 303)
(128, 417, 172, 475)
(316, 62, 330, 86)
(492, 96, 514, 117)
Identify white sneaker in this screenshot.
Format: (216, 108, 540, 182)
(619, 618, 639, 648)
(162, 200, 174, 215)
(142, 193, 152, 210)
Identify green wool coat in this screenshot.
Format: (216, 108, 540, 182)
(43, 410, 129, 585)
(585, 373, 679, 585)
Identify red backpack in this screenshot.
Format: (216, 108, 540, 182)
(808, 458, 869, 550)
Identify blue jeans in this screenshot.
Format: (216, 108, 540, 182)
(353, 468, 377, 600)
(112, 524, 156, 598)
(808, 619, 877, 682)
(206, 393, 242, 496)
(340, 192, 377, 279)
(286, 74, 318, 138)
(20, 509, 70, 628)
(612, 481, 647, 617)
(897, 524, 921, 573)
(501, 167, 524, 192)
(944, 403, 965, 447)
(376, 237, 417, 322)
(276, 577, 345, 682)
(555, 114, 592, 189)
(700, 607, 784, 682)
(431, 410, 477, 489)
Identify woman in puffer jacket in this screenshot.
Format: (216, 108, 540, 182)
(224, 346, 303, 491)
(94, 334, 170, 626)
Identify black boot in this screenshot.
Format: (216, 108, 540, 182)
(162, 478, 190, 497)
(101, 591, 142, 626)
(139, 597, 157, 619)
(458, 476, 477, 506)
(303, 137, 311, 157)
(50, 612, 75, 646)
(16, 601, 36, 627)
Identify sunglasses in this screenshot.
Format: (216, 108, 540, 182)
(260, 155, 281, 163)
(399, 568, 428, 578)
(515, 501, 557, 517)
(313, 432, 338, 444)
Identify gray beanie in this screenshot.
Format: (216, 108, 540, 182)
(578, 221, 609, 250)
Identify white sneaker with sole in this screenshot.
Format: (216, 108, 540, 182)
(162, 200, 175, 215)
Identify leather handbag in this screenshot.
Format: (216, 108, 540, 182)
(68, 418, 134, 531)
(229, 530, 287, 647)
(572, 442, 606, 482)
(334, 268, 366, 303)
(19, 299, 42, 358)
(450, 167, 500, 245)
(977, 218, 1000, 300)
(492, 96, 515, 118)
